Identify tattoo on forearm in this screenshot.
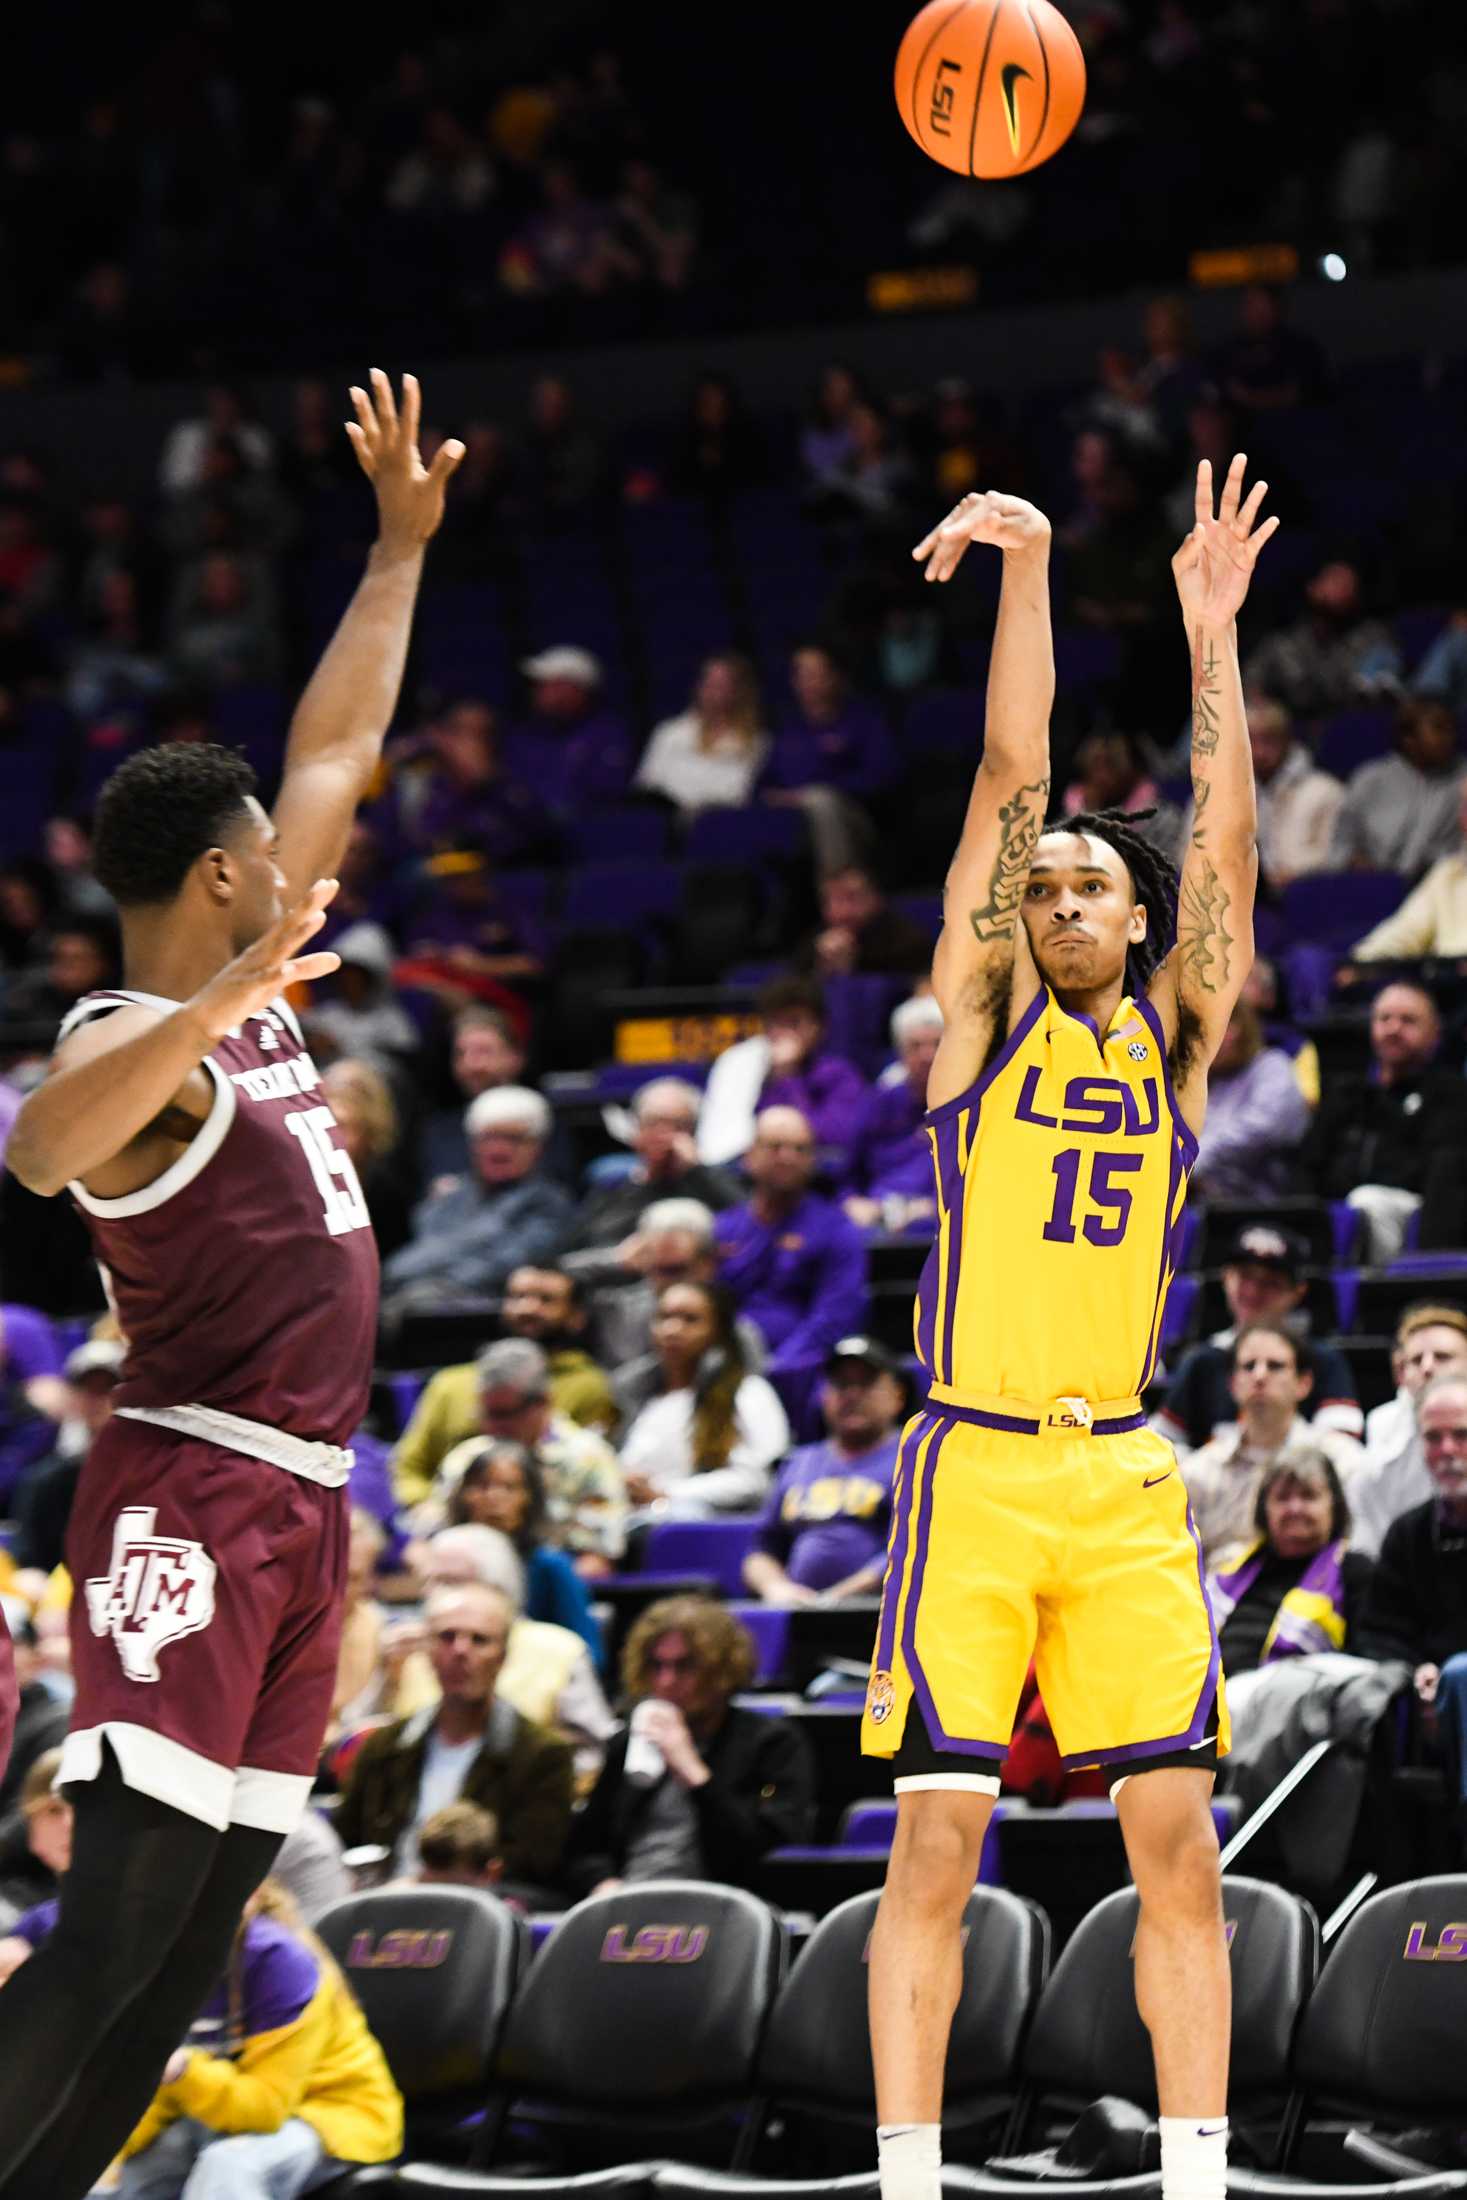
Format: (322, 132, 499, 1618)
(1192, 633, 1222, 759)
(1177, 852, 1234, 994)
(1190, 775, 1212, 847)
(969, 779, 1049, 944)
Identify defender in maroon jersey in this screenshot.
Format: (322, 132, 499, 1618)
(0, 371, 462, 2200)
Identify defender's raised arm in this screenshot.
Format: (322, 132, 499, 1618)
(915, 491, 1055, 1108)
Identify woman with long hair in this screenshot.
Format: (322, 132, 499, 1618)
(448, 1440, 604, 1666)
(618, 1280, 788, 1515)
(634, 651, 769, 817)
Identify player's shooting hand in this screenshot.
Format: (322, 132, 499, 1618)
(187, 880, 341, 1043)
(1173, 454, 1280, 628)
(912, 490, 1051, 582)
(347, 370, 465, 552)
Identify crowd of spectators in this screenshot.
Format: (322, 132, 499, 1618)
(1, 258, 1467, 1942)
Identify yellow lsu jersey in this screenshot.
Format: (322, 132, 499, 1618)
(915, 986, 1195, 1408)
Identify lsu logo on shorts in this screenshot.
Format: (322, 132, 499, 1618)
(866, 1669, 896, 1726)
(84, 1504, 217, 1683)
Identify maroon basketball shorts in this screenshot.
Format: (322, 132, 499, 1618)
(60, 1417, 350, 1834)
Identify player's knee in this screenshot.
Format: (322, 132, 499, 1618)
(889, 1797, 987, 1910)
(1133, 1811, 1221, 1922)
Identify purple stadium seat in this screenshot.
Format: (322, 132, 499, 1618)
(560, 863, 683, 936)
(389, 1372, 427, 1431)
(685, 806, 807, 866)
(1387, 1252, 1467, 1278)
(643, 1519, 760, 1596)
(729, 1602, 789, 1685)
(1314, 707, 1395, 780)
(1331, 1270, 1361, 1331)
(1281, 871, 1404, 950)
(567, 807, 673, 866)
(1330, 1202, 1365, 1263)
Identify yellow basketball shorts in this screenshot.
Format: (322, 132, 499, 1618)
(862, 1404, 1229, 1773)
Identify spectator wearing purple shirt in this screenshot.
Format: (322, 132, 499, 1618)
(843, 995, 945, 1233)
(743, 1336, 908, 1600)
(1192, 999, 1312, 1203)
(504, 646, 632, 817)
(761, 644, 898, 871)
(700, 975, 868, 1176)
(384, 697, 553, 869)
(714, 1107, 869, 1373)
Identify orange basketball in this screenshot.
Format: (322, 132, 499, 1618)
(895, 0, 1087, 179)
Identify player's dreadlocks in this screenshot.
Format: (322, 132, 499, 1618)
(1050, 807, 1178, 994)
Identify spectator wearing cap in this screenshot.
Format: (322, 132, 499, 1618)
(1357, 1373, 1467, 1842)
(1300, 979, 1467, 1260)
(568, 1078, 740, 1253)
(634, 653, 770, 817)
(566, 1596, 814, 1895)
(505, 645, 632, 816)
(794, 864, 933, 983)
(419, 1007, 529, 1184)
(302, 923, 419, 1075)
(1180, 1323, 1365, 1566)
(698, 977, 868, 1173)
(1351, 1305, 1467, 1558)
(843, 996, 943, 1233)
(759, 643, 899, 874)
(391, 1265, 615, 1518)
(1329, 697, 1464, 879)
(1191, 998, 1312, 1202)
(714, 1108, 870, 1375)
(10, 1335, 124, 1577)
(397, 848, 547, 1010)
(1153, 1225, 1362, 1455)
(382, 1088, 574, 1310)
(398, 1336, 624, 1571)
(1245, 558, 1399, 721)
(1348, 776, 1467, 963)
(1246, 689, 1344, 891)
(383, 696, 554, 870)
(744, 1338, 907, 1603)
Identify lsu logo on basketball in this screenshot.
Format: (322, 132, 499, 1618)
(929, 57, 961, 137)
(867, 1669, 896, 1725)
(601, 1924, 708, 1965)
(84, 1505, 217, 1683)
(1403, 1921, 1467, 1962)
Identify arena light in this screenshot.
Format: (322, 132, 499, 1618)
(1320, 252, 1348, 282)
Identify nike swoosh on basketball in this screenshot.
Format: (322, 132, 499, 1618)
(1142, 1471, 1173, 1489)
(999, 62, 1032, 157)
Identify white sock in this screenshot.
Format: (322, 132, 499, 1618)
(877, 2121, 942, 2200)
(1158, 2115, 1229, 2200)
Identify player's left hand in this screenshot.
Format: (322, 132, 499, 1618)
(1172, 453, 1279, 627)
(347, 370, 464, 550)
(912, 489, 1052, 582)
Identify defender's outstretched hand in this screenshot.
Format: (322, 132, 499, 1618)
(912, 489, 1052, 582)
(346, 369, 464, 549)
(1173, 453, 1279, 627)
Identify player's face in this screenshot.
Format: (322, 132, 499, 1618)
(1224, 1262, 1302, 1327)
(1264, 1470, 1333, 1560)
(1401, 1325, 1467, 1400)
(502, 1268, 572, 1340)
(225, 799, 287, 951)
(1022, 835, 1146, 996)
(428, 1592, 509, 1703)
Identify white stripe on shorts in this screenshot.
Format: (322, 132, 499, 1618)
(894, 1771, 1002, 1798)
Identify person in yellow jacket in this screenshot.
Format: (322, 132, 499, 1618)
(112, 1877, 401, 2196)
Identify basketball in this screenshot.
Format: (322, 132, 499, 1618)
(894, 0, 1087, 178)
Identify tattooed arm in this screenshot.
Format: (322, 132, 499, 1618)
(909, 490, 1054, 1106)
(1150, 455, 1278, 1125)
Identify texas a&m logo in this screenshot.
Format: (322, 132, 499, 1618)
(1403, 1920, 1467, 1962)
(929, 56, 962, 137)
(84, 1505, 217, 1683)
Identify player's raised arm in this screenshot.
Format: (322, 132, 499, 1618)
(270, 370, 464, 899)
(916, 491, 1055, 1105)
(1151, 454, 1278, 1105)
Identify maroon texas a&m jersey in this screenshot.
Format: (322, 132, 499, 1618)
(60, 989, 379, 1447)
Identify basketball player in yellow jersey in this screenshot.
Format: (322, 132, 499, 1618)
(867, 454, 1279, 2200)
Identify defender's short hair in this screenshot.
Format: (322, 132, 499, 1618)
(93, 744, 258, 908)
